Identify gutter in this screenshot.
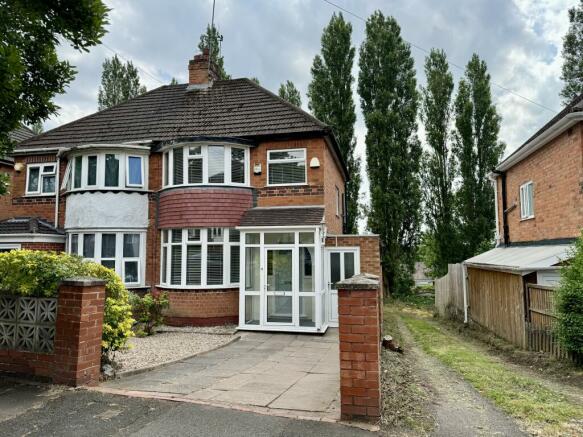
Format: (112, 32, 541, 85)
(496, 112, 583, 172)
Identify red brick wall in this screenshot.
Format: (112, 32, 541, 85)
(0, 279, 105, 386)
(497, 123, 583, 243)
(158, 187, 253, 228)
(21, 242, 65, 251)
(160, 288, 239, 326)
(323, 146, 345, 234)
(338, 284, 381, 421)
(0, 154, 65, 227)
(251, 138, 327, 207)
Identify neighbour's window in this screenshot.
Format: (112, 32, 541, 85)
(520, 181, 534, 219)
(26, 163, 56, 195)
(335, 186, 340, 216)
(64, 152, 148, 191)
(68, 232, 144, 286)
(160, 228, 240, 288)
(104, 154, 120, 187)
(267, 149, 306, 185)
(163, 144, 248, 187)
(126, 156, 143, 187)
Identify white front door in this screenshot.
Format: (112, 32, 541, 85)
(264, 248, 295, 325)
(325, 248, 360, 326)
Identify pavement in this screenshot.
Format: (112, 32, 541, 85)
(101, 329, 341, 421)
(0, 378, 375, 436)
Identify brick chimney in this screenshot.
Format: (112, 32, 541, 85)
(188, 49, 219, 87)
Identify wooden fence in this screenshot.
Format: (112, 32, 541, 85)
(525, 284, 568, 359)
(435, 263, 465, 320)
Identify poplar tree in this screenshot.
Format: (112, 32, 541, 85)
(358, 11, 422, 295)
(308, 12, 361, 233)
(561, 0, 583, 104)
(420, 49, 458, 277)
(98, 55, 147, 110)
(278, 81, 302, 107)
(198, 24, 229, 80)
(453, 54, 505, 259)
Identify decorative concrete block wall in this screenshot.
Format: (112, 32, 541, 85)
(0, 278, 106, 386)
(337, 273, 382, 422)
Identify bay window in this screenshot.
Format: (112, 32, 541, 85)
(68, 231, 145, 286)
(26, 163, 56, 195)
(160, 227, 240, 288)
(267, 149, 306, 185)
(64, 151, 148, 191)
(162, 143, 249, 187)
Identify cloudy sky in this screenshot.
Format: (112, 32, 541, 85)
(47, 0, 575, 202)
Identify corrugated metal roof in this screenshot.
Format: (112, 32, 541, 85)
(465, 244, 573, 272)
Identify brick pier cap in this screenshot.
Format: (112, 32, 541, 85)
(335, 273, 380, 290)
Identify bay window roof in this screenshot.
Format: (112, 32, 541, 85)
(239, 207, 325, 227)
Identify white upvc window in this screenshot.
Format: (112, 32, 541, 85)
(63, 151, 148, 191)
(68, 231, 145, 286)
(160, 227, 240, 288)
(26, 163, 56, 195)
(162, 143, 249, 188)
(267, 148, 307, 186)
(520, 181, 534, 220)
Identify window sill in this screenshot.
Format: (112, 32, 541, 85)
(265, 183, 309, 188)
(520, 216, 535, 222)
(24, 193, 56, 197)
(160, 184, 251, 191)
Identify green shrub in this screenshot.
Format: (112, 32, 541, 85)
(129, 291, 169, 336)
(556, 233, 583, 356)
(0, 250, 134, 357)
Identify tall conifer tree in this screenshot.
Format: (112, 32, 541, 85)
(198, 24, 229, 80)
(561, 0, 583, 103)
(308, 13, 360, 233)
(358, 11, 422, 294)
(278, 80, 302, 107)
(453, 54, 504, 259)
(420, 49, 458, 277)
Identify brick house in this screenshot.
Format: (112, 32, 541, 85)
(0, 51, 381, 333)
(461, 94, 583, 344)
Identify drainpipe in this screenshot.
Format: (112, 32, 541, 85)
(493, 170, 509, 246)
(54, 151, 63, 228)
(462, 261, 469, 323)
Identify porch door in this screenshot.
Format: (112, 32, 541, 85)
(326, 249, 359, 326)
(265, 248, 295, 325)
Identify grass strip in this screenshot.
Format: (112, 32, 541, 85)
(402, 314, 583, 435)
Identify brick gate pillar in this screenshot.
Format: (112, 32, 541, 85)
(53, 278, 106, 386)
(337, 273, 381, 422)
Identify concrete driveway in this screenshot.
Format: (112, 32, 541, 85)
(101, 329, 340, 421)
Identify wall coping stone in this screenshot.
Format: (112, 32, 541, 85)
(60, 277, 107, 287)
(336, 273, 380, 290)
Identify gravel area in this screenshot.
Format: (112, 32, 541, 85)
(113, 328, 237, 374)
(156, 324, 237, 335)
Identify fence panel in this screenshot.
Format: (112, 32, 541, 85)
(435, 263, 464, 320)
(525, 284, 568, 359)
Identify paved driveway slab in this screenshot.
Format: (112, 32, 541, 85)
(103, 329, 340, 420)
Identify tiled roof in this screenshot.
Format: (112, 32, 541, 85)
(17, 79, 331, 151)
(0, 217, 64, 235)
(9, 126, 34, 143)
(239, 207, 325, 227)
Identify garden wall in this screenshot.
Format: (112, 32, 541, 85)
(0, 278, 105, 386)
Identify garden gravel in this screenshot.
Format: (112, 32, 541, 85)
(114, 328, 237, 374)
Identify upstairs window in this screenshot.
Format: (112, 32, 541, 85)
(163, 144, 248, 187)
(520, 181, 534, 219)
(267, 149, 306, 185)
(26, 163, 56, 195)
(64, 151, 148, 191)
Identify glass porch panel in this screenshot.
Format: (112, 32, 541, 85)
(330, 252, 341, 289)
(245, 247, 260, 291)
(299, 247, 314, 292)
(244, 295, 260, 325)
(344, 252, 355, 279)
(266, 295, 292, 323)
(264, 232, 294, 245)
(299, 296, 315, 327)
(266, 250, 292, 292)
